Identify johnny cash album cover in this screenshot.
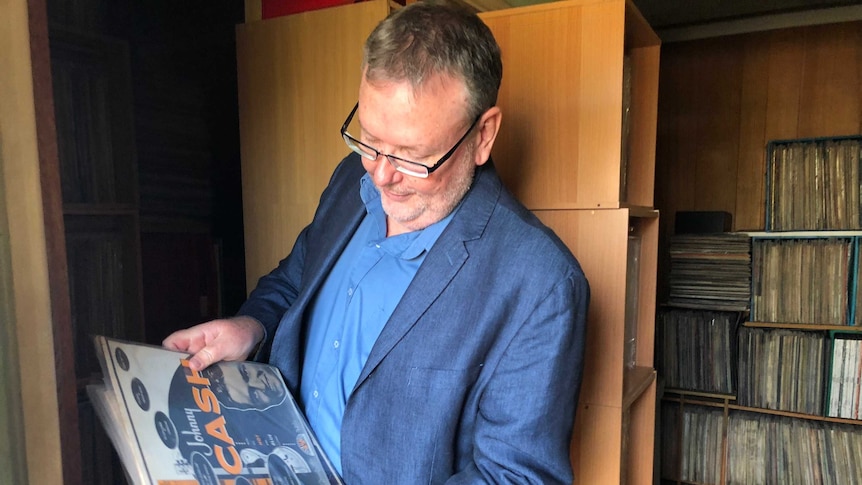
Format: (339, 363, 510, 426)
(88, 335, 344, 485)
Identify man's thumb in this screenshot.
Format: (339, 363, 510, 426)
(188, 347, 216, 371)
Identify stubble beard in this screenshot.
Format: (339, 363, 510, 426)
(379, 144, 477, 233)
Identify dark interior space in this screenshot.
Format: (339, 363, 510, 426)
(634, 0, 861, 30)
(48, 0, 248, 343)
(46, 1, 247, 482)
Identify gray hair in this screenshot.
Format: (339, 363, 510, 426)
(362, 1, 503, 121)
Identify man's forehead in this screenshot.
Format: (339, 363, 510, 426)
(361, 71, 468, 102)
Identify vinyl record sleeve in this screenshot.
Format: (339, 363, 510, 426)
(89, 335, 344, 485)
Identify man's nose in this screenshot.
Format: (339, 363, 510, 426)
(370, 154, 399, 185)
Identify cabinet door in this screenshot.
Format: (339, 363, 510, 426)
(236, 0, 390, 287)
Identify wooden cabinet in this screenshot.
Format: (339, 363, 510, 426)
(480, 0, 659, 210)
(236, 0, 391, 286)
(49, 27, 144, 484)
(480, 1, 660, 483)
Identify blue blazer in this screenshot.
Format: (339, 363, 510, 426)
(238, 153, 589, 484)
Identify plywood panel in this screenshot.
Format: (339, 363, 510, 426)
(625, 380, 657, 485)
(481, 5, 587, 208)
(763, 28, 805, 141)
(236, 0, 390, 287)
(653, 43, 689, 303)
(691, 38, 742, 217)
(482, 0, 633, 209)
(797, 22, 862, 137)
(577, 1, 626, 207)
(0, 1, 64, 481)
(572, 402, 623, 485)
(661, 42, 701, 224)
(626, 43, 659, 207)
(735, 31, 770, 231)
(633, 215, 657, 366)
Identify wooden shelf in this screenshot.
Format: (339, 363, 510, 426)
(624, 205, 660, 218)
(63, 203, 138, 216)
(745, 230, 862, 238)
(744, 321, 862, 331)
(50, 27, 144, 485)
(535, 208, 657, 484)
(726, 404, 862, 426)
(664, 389, 737, 401)
(623, 366, 656, 409)
(665, 395, 862, 427)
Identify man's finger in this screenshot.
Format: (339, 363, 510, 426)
(188, 346, 217, 371)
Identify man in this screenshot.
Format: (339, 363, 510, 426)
(164, 2, 589, 483)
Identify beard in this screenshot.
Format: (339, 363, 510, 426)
(379, 142, 477, 233)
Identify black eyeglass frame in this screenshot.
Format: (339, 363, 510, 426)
(340, 102, 481, 178)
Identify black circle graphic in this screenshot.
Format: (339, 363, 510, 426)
(154, 411, 177, 449)
(191, 452, 219, 485)
(131, 378, 150, 411)
(114, 347, 130, 371)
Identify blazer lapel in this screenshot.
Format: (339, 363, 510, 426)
(353, 161, 501, 390)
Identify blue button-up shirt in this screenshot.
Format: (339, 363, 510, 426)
(299, 174, 455, 473)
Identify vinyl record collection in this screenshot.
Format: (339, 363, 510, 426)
(736, 327, 827, 415)
(661, 403, 723, 485)
(767, 137, 861, 231)
(661, 136, 862, 485)
(658, 309, 739, 394)
(667, 233, 751, 311)
(828, 333, 862, 420)
(726, 411, 862, 485)
(751, 237, 854, 326)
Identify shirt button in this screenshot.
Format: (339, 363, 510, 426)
(333, 340, 340, 349)
(347, 287, 353, 296)
(313, 390, 319, 398)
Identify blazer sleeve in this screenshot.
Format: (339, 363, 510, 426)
(446, 271, 589, 485)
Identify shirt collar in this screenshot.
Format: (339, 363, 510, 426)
(359, 174, 457, 260)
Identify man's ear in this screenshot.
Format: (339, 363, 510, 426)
(473, 106, 502, 166)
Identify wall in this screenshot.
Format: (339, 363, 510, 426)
(0, 116, 28, 485)
(656, 20, 862, 233)
(654, 20, 862, 299)
(0, 0, 64, 483)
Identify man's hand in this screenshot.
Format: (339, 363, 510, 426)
(162, 316, 265, 371)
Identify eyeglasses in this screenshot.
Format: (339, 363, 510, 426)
(340, 102, 480, 179)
